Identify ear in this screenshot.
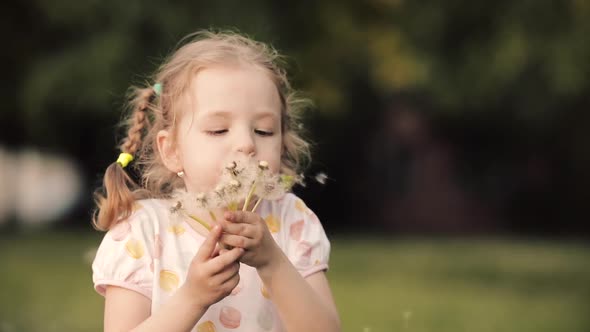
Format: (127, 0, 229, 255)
(157, 129, 183, 173)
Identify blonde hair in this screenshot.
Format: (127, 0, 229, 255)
(93, 30, 312, 231)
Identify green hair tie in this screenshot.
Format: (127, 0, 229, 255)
(153, 83, 162, 96)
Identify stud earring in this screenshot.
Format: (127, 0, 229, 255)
(177, 171, 184, 178)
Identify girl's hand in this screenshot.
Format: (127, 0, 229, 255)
(182, 225, 244, 310)
(220, 211, 280, 269)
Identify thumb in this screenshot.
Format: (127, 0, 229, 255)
(195, 225, 222, 262)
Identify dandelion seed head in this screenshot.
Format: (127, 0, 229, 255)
(226, 161, 237, 170)
(255, 174, 286, 200)
(170, 200, 183, 213)
(242, 162, 258, 180)
(169, 207, 185, 225)
(208, 192, 225, 208)
(194, 192, 209, 209)
(175, 158, 299, 212)
(258, 160, 269, 169)
(279, 175, 295, 190)
(224, 179, 244, 207)
(215, 184, 225, 194)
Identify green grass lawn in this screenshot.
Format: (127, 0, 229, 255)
(1, 230, 589, 332)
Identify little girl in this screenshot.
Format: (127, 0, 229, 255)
(91, 31, 340, 332)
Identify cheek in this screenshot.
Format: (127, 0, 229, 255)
(185, 163, 223, 193)
(181, 144, 223, 186)
(270, 139, 283, 173)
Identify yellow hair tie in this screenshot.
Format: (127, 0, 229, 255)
(116, 153, 134, 168)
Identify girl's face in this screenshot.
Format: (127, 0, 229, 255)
(158, 64, 283, 193)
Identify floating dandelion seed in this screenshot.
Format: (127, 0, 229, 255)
(297, 173, 307, 187)
(314, 172, 328, 185)
(403, 310, 413, 329)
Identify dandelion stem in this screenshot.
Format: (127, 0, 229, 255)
(242, 182, 257, 211)
(208, 210, 217, 222)
(251, 197, 262, 213)
(188, 214, 229, 250)
(188, 214, 212, 231)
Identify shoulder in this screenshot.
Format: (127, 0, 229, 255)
(265, 193, 323, 238)
(267, 193, 331, 276)
(92, 199, 172, 298)
(102, 198, 171, 243)
(275, 193, 319, 221)
(125, 198, 170, 224)
(270, 192, 304, 210)
(131, 198, 171, 218)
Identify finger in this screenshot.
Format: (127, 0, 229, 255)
(224, 211, 257, 225)
(211, 243, 221, 257)
(221, 221, 255, 238)
(212, 261, 240, 285)
(220, 234, 254, 249)
(218, 270, 241, 294)
(207, 247, 244, 274)
(195, 225, 222, 262)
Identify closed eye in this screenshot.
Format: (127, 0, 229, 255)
(206, 129, 228, 136)
(255, 129, 274, 136)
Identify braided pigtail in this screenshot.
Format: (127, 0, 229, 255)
(92, 86, 158, 230)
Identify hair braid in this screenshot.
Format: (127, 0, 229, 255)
(121, 89, 154, 154)
(92, 87, 156, 230)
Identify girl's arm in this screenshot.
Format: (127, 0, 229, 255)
(257, 248, 341, 332)
(221, 210, 341, 331)
(104, 285, 207, 332)
(103, 226, 244, 332)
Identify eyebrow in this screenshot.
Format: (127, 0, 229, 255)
(199, 110, 231, 119)
(254, 111, 279, 120)
(200, 110, 278, 120)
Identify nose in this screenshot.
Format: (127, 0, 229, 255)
(236, 130, 256, 156)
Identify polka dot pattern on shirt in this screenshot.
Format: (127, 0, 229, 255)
(159, 270, 180, 292)
(124, 238, 144, 259)
(92, 194, 331, 331)
(265, 214, 281, 233)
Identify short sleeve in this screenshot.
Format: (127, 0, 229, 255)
(92, 203, 156, 299)
(282, 194, 331, 278)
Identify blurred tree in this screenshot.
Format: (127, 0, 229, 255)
(2, 0, 589, 233)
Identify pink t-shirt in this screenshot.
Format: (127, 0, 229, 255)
(92, 193, 330, 331)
